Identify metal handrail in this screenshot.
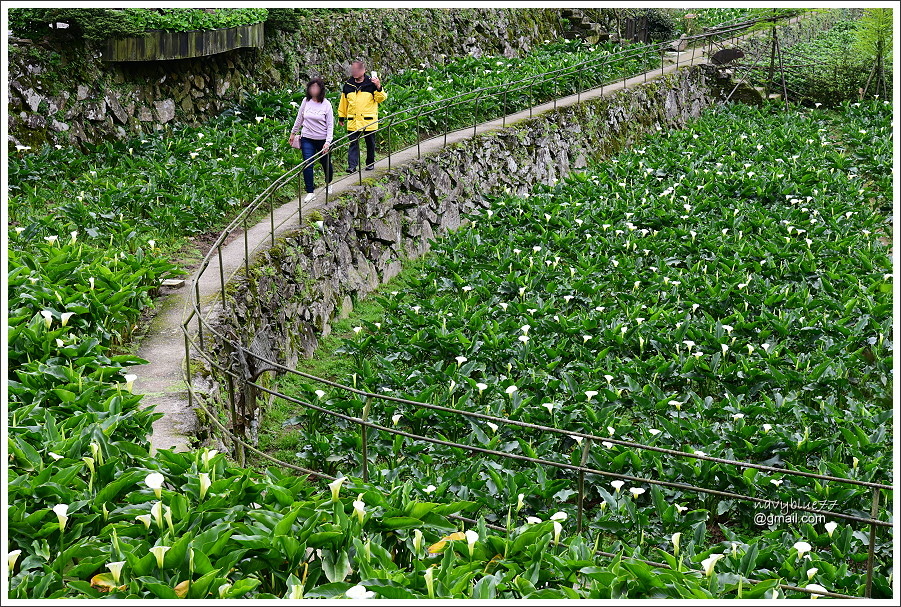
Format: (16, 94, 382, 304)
(180, 330, 891, 529)
(183, 371, 860, 600)
(178, 10, 888, 599)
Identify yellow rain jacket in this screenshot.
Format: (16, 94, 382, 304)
(338, 75, 387, 132)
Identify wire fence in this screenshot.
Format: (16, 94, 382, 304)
(179, 11, 891, 599)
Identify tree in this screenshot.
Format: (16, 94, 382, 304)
(855, 8, 893, 98)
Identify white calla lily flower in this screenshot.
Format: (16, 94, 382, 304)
(145, 472, 164, 499)
(806, 583, 828, 598)
(794, 541, 812, 559)
(702, 553, 725, 576)
(671, 532, 681, 556)
(328, 477, 345, 502)
(53, 504, 69, 532)
(346, 584, 375, 600)
(199, 472, 211, 500)
(8, 550, 22, 571)
(149, 545, 170, 569)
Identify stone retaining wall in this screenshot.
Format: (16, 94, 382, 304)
(196, 65, 724, 446)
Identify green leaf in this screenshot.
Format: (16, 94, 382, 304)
(403, 501, 438, 519)
(322, 549, 351, 583)
(274, 504, 302, 536)
(137, 578, 179, 599)
(223, 577, 261, 598)
(303, 582, 354, 598)
(381, 516, 425, 529)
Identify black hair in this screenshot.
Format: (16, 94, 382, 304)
(305, 77, 326, 102)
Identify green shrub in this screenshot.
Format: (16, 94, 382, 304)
(8, 8, 269, 41)
(124, 8, 268, 33)
(636, 8, 678, 42)
(8, 8, 143, 41)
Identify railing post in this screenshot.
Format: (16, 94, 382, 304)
(416, 108, 422, 159)
(473, 92, 480, 137)
(217, 244, 226, 310)
(529, 78, 533, 118)
(361, 397, 371, 483)
(577, 438, 592, 533)
(194, 282, 204, 351)
(324, 151, 330, 204)
(298, 171, 303, 221)
(601, 58, 606, 96)
(553, 77, 557, 109)
(225, 372, 237, 466)
(444, 105, 449, 147)
(502, 89, 507, 127)
(269, 193, 275, 246)
(644, 46, 648, 82)
(387, 118, 392, 172)
(243, 214, 249, 277)
(864, 487, 881, 598)
(183, 327, 193, 412)
(577, 63, 582, 102)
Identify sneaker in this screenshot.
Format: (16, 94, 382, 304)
(303, 193, 315, 204)
(365, 164, 375, 171)
(347, 168, 356, 174)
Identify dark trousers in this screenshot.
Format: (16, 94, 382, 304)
(348, 129, 376, 171)
(300, 136, 333, 193)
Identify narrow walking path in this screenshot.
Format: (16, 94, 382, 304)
(135, 42, 716, 453)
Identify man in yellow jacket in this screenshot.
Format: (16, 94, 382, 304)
(338, 59, 388, 172)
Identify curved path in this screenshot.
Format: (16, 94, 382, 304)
(134, 43, 717, 453)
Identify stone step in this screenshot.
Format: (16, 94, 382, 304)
(160, 278, 185, 288)
(564, 31, 605, 45)
(569, 19, 598, 31)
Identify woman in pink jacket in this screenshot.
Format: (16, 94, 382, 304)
(289, 77, 334, 203)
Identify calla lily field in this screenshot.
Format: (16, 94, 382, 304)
(273, 99, 893, 598)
